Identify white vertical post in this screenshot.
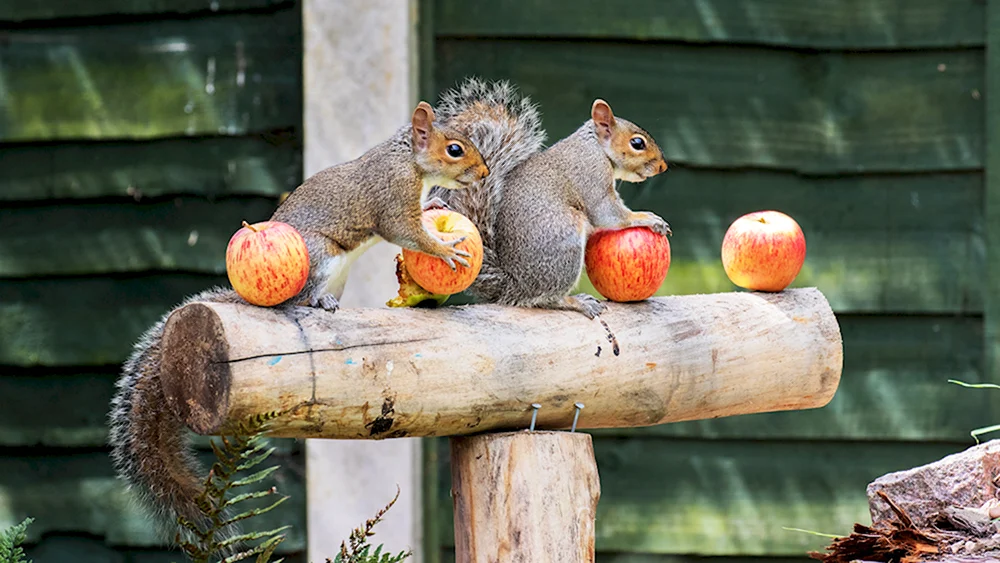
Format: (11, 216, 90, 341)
(302, 1, 422, 561)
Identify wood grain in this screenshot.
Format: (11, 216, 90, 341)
(451, 431, 599, 563)
(435, 40, 983, 174)
(434, 438, 967, 556)
(432, 0, 985, 50)
(158, 288, 842, 437)
(0, 313, 985, 447)
(985, 0, 1000, 404)
(0, 10, 301, 142)
(0, 0, 292, 21)
(0, 275, 223, 366)
(2, 168, 982, 314)
(24, 535, 305, 563)
(0, 197, 280, 276)
(0, 134, 300, 201)
(0, 450, 305, 550)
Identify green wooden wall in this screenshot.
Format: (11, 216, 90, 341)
(419, 1, 996, 561)
(0, 2, 306, 561)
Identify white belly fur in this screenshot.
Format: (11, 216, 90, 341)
(319, 235, 383, 300)
(422, 175, 462, 201)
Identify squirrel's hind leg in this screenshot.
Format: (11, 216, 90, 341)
(530, 293, 606, 319)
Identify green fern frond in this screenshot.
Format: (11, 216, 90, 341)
(231, 466, 280, 488)
(216, 526, 292, 553)
(0, 517, 34, 563)
(175, 410, 289, 563)
(220, 496, 290, 528)
(328, 488, 411, 563)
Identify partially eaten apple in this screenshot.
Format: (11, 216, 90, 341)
(402, 208, 484, 296)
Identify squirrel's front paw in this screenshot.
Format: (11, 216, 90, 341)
(438, 249, 471, 270)
(653, 219, 672, 237)
(632, 212, 672, 236)
(310, 294, 340, 312)
(435, 238, 471, 270)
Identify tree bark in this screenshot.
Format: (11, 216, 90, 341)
(450, 431, 599, 563)
(159, 288, 843, 438)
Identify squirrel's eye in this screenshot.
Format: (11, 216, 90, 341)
(446, 143, 464, 158)
(630, 137, 647, 151)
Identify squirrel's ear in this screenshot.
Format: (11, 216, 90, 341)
(592, 99, 615, 140)
(412, 101, 435, 150)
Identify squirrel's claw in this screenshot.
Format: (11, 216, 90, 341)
(439, 250, 471, 270)
(311, 293, 341, 312)
(445, 255, 471, 269)
(571, 293, 607, 319)
(632, 212, 671, 237)
(436, 236, 471, 269)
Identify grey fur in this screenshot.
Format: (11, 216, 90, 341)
(108, 286, 245, 550)
(434, 82, 670, 317)
(107, 100, 489, 553)
(429, 78, 548, 300)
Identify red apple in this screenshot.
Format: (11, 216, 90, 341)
(403, 209, 484, 295)
(226, 220, 310, 307)
(585, 227, 671, 302)
(721, 210, 806, 292)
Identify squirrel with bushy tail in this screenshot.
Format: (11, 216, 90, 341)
(431, 78, 670, 318)
(108, 100, 490, 547)
(107, 78, 667, 549)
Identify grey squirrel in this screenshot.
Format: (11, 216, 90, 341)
(108, 101, 491, 545)
(432, 78, 670, 318)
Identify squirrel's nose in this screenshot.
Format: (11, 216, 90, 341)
(657, 160, 668, 174)
(480, 164, 490, 178)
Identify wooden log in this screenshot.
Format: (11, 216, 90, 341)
(159, 288, 843, 438)
(450, 431, 599, 563)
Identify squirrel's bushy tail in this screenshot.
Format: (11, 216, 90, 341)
(108, 286, 243, 549)
(431, 78, 546, 301)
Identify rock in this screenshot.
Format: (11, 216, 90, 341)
(867, 440, 1000, 527)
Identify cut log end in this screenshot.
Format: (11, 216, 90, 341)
(161, 302, 231, 434)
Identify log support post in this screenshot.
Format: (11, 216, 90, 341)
(450, 431, 600, 563)
(159, 288, 845, 560)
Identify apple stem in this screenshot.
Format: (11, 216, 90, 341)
(757, 218, 767, 224)
(242, 220, 258, 232)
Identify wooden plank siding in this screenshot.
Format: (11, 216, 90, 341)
(434, 42, 984, 174)
(987, 1, 1000, 411)
(421, 1, 992, 561)
(24, 536, 309, 563)
(3, 449, 306, 548)
(0, 0, 292, 22)
(0, 2, 306, 561)
(0, 134, 300, 201)
(0, 11, 301, 142)
(432, 0, 985, 50)
(0, 169, 984, 312)
(430, 438, 966, 556)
